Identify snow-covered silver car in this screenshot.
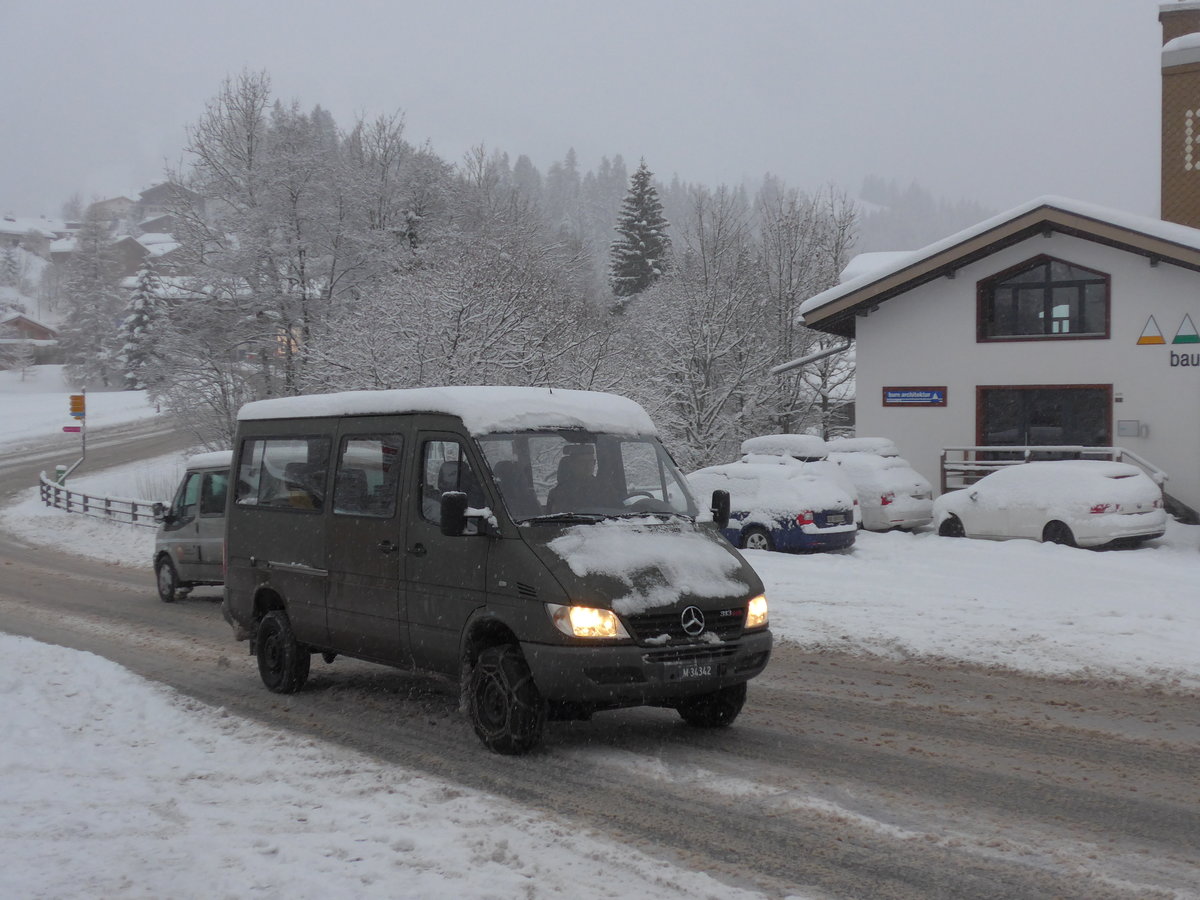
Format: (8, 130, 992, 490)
(933, 460, 1167, 548)
(826, 440, 933, 531)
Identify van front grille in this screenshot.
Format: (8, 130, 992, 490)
(627, 608, 745, 644)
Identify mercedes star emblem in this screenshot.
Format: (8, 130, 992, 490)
(680, 606, 706, 637)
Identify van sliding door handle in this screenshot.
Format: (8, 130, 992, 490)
(378, 540, 399, 554)
(407, 543, 427, 557)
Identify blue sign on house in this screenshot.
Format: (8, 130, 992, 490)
(882, 386, 947, 407)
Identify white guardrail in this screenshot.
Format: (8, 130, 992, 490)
(940, 446, 1169, 494)
(38, 471, 162, 528)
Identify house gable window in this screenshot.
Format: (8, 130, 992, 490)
(978, 255, 1110, 341)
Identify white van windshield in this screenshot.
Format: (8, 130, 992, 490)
(477, 431, 699, 523)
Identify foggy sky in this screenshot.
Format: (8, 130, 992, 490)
(0, 0, 1168, 220)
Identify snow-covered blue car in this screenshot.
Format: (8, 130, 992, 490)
(688, 459, 857, 553)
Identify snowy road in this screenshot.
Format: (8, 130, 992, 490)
(1, 541, 1196, 896)
(1, 424, 1199, 898)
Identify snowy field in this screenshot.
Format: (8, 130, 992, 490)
(0, 365, 160, 451)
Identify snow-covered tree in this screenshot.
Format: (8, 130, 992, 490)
(119, 262, 163, 390)
(610, 160, 670, 298)
(58, 211, 126, 387)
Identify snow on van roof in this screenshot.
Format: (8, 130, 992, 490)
(186, 450, 233, 469)
(238, 387, 658, 436)
(740, 434, 828, 459)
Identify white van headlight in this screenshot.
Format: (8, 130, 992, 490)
(546, 603, 630, 639)
(746, 594, 769, 629)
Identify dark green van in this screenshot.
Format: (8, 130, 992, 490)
(221, 387, 771, 754)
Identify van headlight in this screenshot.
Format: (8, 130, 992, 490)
(746, 594, 769, 629)
(546, 603, 630, 639)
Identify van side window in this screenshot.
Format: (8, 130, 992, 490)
(421, 440, 483, 524)
(334, 435, 403, 517)
(235, 437, 330, 512)
(200, 472, 229, 516)
(175, 472, 201, 521)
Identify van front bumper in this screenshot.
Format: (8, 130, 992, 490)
(521, 629, 772, 706)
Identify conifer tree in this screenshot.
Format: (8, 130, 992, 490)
(609, 160, 670, 298)
(119, 261, 162, 390)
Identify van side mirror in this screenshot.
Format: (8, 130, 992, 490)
(711, 489, 730, 530)
(440, 491, 469, 536)
(153, 502, 174, 524)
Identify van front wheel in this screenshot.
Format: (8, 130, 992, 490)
(676, 682, 747, 728)
(468, 644, 546, 755)
(155, 557, 180, 602)
(256, 610, 310, 694)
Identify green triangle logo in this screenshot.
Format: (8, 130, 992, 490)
(1172, 313, 1200, 344)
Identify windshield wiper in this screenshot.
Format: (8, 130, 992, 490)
(521, 512, 606, 525)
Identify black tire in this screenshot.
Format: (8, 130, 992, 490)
(938, 515, 966, 538)
(256, 610, 310, 694)
(468, 644, 546, 755)
(676, 682, 747, 728)
(1042, 521, 1076, 547)
(740, 526, 774, 552)
(155, 556, 180, 602)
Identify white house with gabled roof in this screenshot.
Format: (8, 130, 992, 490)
(798, 196, 1200, 520)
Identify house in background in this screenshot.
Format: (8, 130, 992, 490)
(797, 3, 1200, 522)
(0, 312, 62, 366)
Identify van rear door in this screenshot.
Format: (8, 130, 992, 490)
(325, 423, 411, 665)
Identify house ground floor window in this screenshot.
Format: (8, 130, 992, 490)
(977, 385, 1112, 456)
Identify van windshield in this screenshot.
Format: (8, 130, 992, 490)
(477, 431, 699, 523)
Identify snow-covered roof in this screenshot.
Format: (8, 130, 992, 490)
(0, 311, 58, 333)
(239, 387, 658, 437)
(0, 216, 60, 240)
(839, 251, 913, 283)
(799, 195, 1200, 337)
(135, 233, 181, 257)
(1163, 32, 1200, 66)
(186, 450, 233, 469)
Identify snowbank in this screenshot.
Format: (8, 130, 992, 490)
(0, 634, 768, 900)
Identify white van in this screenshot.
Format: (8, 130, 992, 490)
(154, 450, 232, 601)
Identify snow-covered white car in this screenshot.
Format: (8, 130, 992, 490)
(825, 438, 934, 531)
(687, 459, 857, 552)
(933, 460, 1167, 548)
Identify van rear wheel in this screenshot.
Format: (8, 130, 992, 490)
(676, 682, 747, 728)
(468, 644, 546, 755)
(256, 610, 310, 694)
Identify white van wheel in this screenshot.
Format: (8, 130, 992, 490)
(468, 644, 546, 755)
(256, 610, 311, 694)
(155, 557, 180, 602)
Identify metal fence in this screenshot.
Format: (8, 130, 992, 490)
(940, 446, 1169, 494)
(38, 472, 161, 528)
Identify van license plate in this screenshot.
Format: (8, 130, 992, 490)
(668, 663, 714, 680)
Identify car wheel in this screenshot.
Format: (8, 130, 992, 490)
(676, 682, 747, 728)
(155, 556, 181, 602)
(469, 644, 546, 755)
(938, 515, 966, 538)
(1042, 521, 1076, 547)
(256, 610, 311, 694)
(741, 526, 774, 552)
